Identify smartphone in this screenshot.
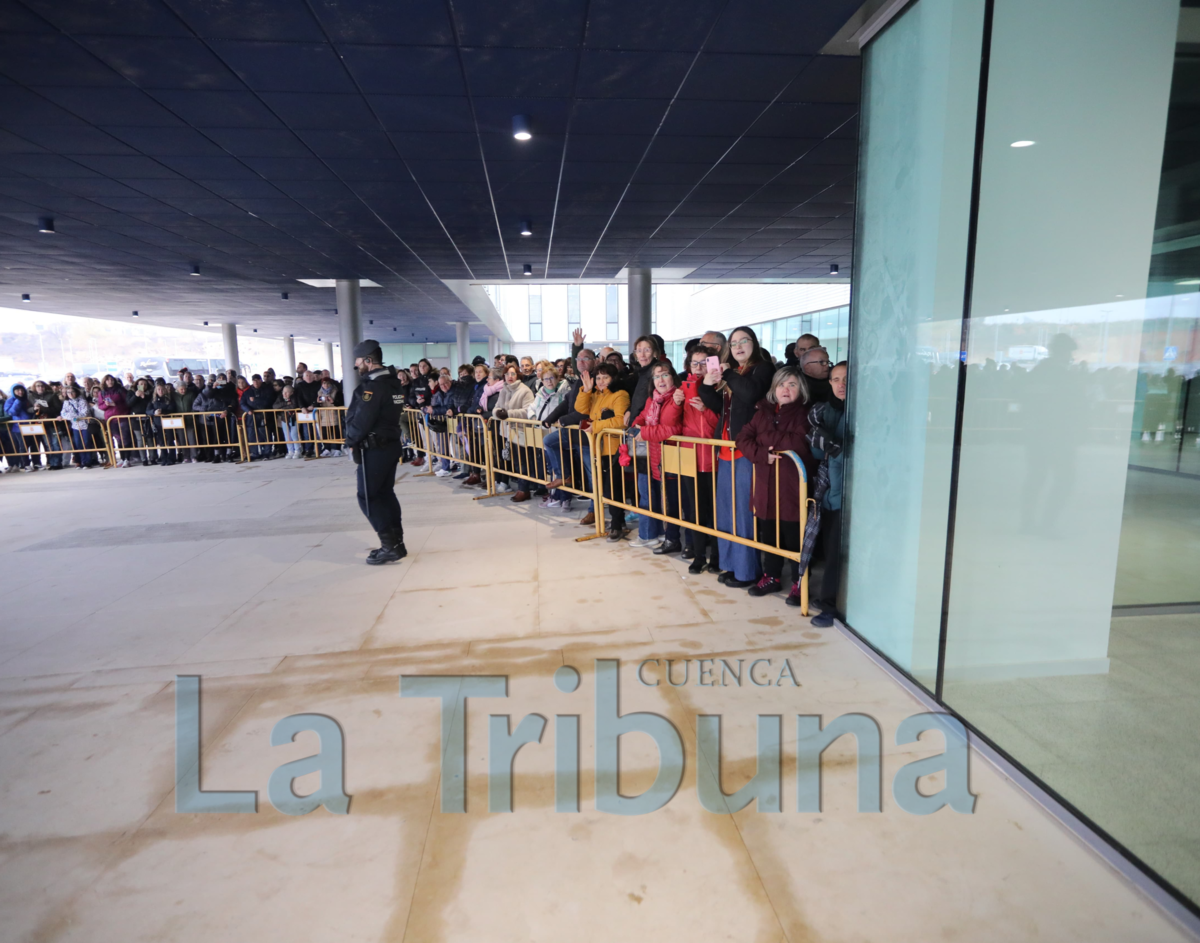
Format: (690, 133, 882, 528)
(706, 355, 721, 374)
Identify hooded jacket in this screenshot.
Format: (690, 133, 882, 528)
(4, 386, 32, 421)
(28, 387, 62, 419)
(95, 385, 127, 421)
(736, 398, 815, 522)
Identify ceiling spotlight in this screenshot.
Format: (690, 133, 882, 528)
(829, 263, 839, 276)
(132, 311, 139, 317)
(368, 319, 374, 325)
(38, 217, 54, 234)
(289, 333, 294, 337)
(281, 292, 289, 300)
(203, 321, 209, 326)
(1010, 140, 1035, 148)
(523, 264, 532, 276)
(191, 264, 200, 276)
(21, 293, 30, 302)
(520, 219, 532, 236)
(512, 115, 532, 141)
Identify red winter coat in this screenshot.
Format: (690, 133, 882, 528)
(631, 389, 683, 480)
(677, 378, 720, 473)
(736, 399, 816, 522)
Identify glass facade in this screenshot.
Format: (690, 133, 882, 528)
(848, 0, 1199, 911)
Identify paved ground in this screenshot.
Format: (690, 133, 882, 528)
(0, 458, 1190, 942)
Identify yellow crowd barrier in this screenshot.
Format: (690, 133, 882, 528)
(405, 408, 494, 492)
(240, 406, 347, 462)
(106, 411, 248, 464)
(0, 416, 111, 468)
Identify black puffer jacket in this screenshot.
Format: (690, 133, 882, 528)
(698, 360, 774, 441)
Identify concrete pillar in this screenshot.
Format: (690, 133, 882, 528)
(335, 278, 362, 396)
(323, 342, 334, 375)
(454, 321, 471, 368)
(627, 267, 651, 346)
(220, 323, 240, 377)
(488, 335, 500, 360)
(283, 336, 296, 378)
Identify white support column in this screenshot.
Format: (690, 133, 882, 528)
(454, 321, 470, 368)
(323, 342, 335, 375)
(488, 335, 500, 360)
(283, 336, 296, 378)
(220, 323, 240, 377)
(335, 278, 363, 396)
(627, 267, 651, 346)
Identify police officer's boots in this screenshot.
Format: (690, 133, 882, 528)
(366, 530, 407, 566)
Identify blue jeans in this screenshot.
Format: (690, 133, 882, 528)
(637, 472, 663, 540)
(545, 427, 592, 508)
(70, 426, 98, 466)
(281, 422, 300, 457)
(716, 456, 759, 581)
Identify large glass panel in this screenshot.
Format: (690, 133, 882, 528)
(844, 0, 983, 684)
(940, 0, 1200, 906)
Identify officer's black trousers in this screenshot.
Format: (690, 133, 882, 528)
(357, 441, 404, 542)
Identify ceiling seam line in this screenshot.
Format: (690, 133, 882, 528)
(578, 0, 734, 278)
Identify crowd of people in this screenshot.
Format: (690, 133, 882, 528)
(0, 327, 847, 625)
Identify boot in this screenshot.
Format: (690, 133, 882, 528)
(652, 539, 682, 555)
(579, 511, 595, 526)
(367, 531, 408, 566)
(462, 473, 481, 486)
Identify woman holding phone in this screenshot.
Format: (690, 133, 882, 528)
(697, 325, 774, 588)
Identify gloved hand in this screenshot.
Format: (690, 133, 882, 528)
(600, 409, 615, 420)
(494, 408, 508, 420)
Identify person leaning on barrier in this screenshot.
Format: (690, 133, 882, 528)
(806, 361, 847, 628)
(491, 363, 534, 499)
(343, 339, 407, 566)
(28, 379, 65, 470)
(146, 381, 177, 466)
(677, 345, 721, 574)
(736, 365, 816, 605)
(60, 384, 98, 469)
(575, 362, 631, 540)
(542, 348, 596, 521)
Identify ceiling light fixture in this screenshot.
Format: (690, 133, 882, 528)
(368, 319, 373, 325)
(829, 263, 839, 276)
(1011, 140, 1035, 148)
(38, 217, 54, 234)
(191, 264, 200, 276)
(132, 311, 139, 317)
(203, 321, 209, 326)
(21, 293, 30, 302)
(281, 292, 289, 300)
(523, 264, 532, 276)
(253, 328, 257, 332)
(520, 219, 532, 236)
(512, 115, 532, 141)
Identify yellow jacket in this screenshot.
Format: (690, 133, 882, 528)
(574, 387, 629, 455)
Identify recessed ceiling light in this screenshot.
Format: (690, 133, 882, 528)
(520, 219, 532, 236)
(38, 216, 54, 234)
(281, 292, 289, 300)
(512, 115, 532, 141)
(21, 293, 30, 302)
(191, 264, 200, 276)
(1010, 140, 1035, 148)
(203, 321, 209, 326)
(368, 319, 373, 325)
(523, 264, 532, 276)
(829, 263, 839, 276)
(253, 328, 257, 332)
(132, 311, 139, 317)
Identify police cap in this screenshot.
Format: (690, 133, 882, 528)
(353, 339, 382, 361)
(471, 355, 488, 366)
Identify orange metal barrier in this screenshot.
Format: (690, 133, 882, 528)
(106, 411, 247, 465)
(240, 406, 346, 462)
(0, 416, 111, 469)
(592, 428, 811, 613)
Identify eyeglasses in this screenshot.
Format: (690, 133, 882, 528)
(809, 359, 831, 367)
(730, 338, 753, 348)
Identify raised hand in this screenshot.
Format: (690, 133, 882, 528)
(572, 327, 585, 346)
(673, 388, 685, 405)
(580, 370, 594, 393)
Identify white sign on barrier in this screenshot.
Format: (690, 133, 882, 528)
(296, 413, 316, 423)
(161, 418, 185, 430)
(18, 424, 45, 435)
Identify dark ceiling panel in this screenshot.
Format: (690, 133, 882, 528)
(4, 0, 860, 337)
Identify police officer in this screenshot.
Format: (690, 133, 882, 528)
(344, 340, 407, 565)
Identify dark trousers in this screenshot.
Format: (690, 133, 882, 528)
(357, 441, 404, 542)
(652, 473, 681, 541)
(680, 471, 717, 565)
(599, 456, 628, 530)
(757, 518, 801, 581)
(818, 508, 842, 607)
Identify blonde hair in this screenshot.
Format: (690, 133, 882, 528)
(489, 366, 505, 381)
(536, 360, 559, 381)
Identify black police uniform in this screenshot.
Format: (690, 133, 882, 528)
(343, 351, 407, 564)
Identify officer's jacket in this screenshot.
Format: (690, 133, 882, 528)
(344, 370, 406, 447)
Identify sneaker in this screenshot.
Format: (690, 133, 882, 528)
(453, 470, 470, 480)
(747, 574, 782, 597)
(653, 539, 682, 556)
(785, 584, 804, 607)
(495, 481, 510, 493)
(810, 611, 835, 627)
(607, 526, 628, 542)
(725, 576, 756, 589)
(539, 497, 562, 509)
(630, 536, 662, 549)
(434, 468, 452, 477)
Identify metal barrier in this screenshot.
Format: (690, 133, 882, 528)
(106, 411, 248, 465)
(240, 406, 346, 462)
(405, 408, 494, 492)
(592, 428, 811, 613)
(0, 416, 111, 469)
